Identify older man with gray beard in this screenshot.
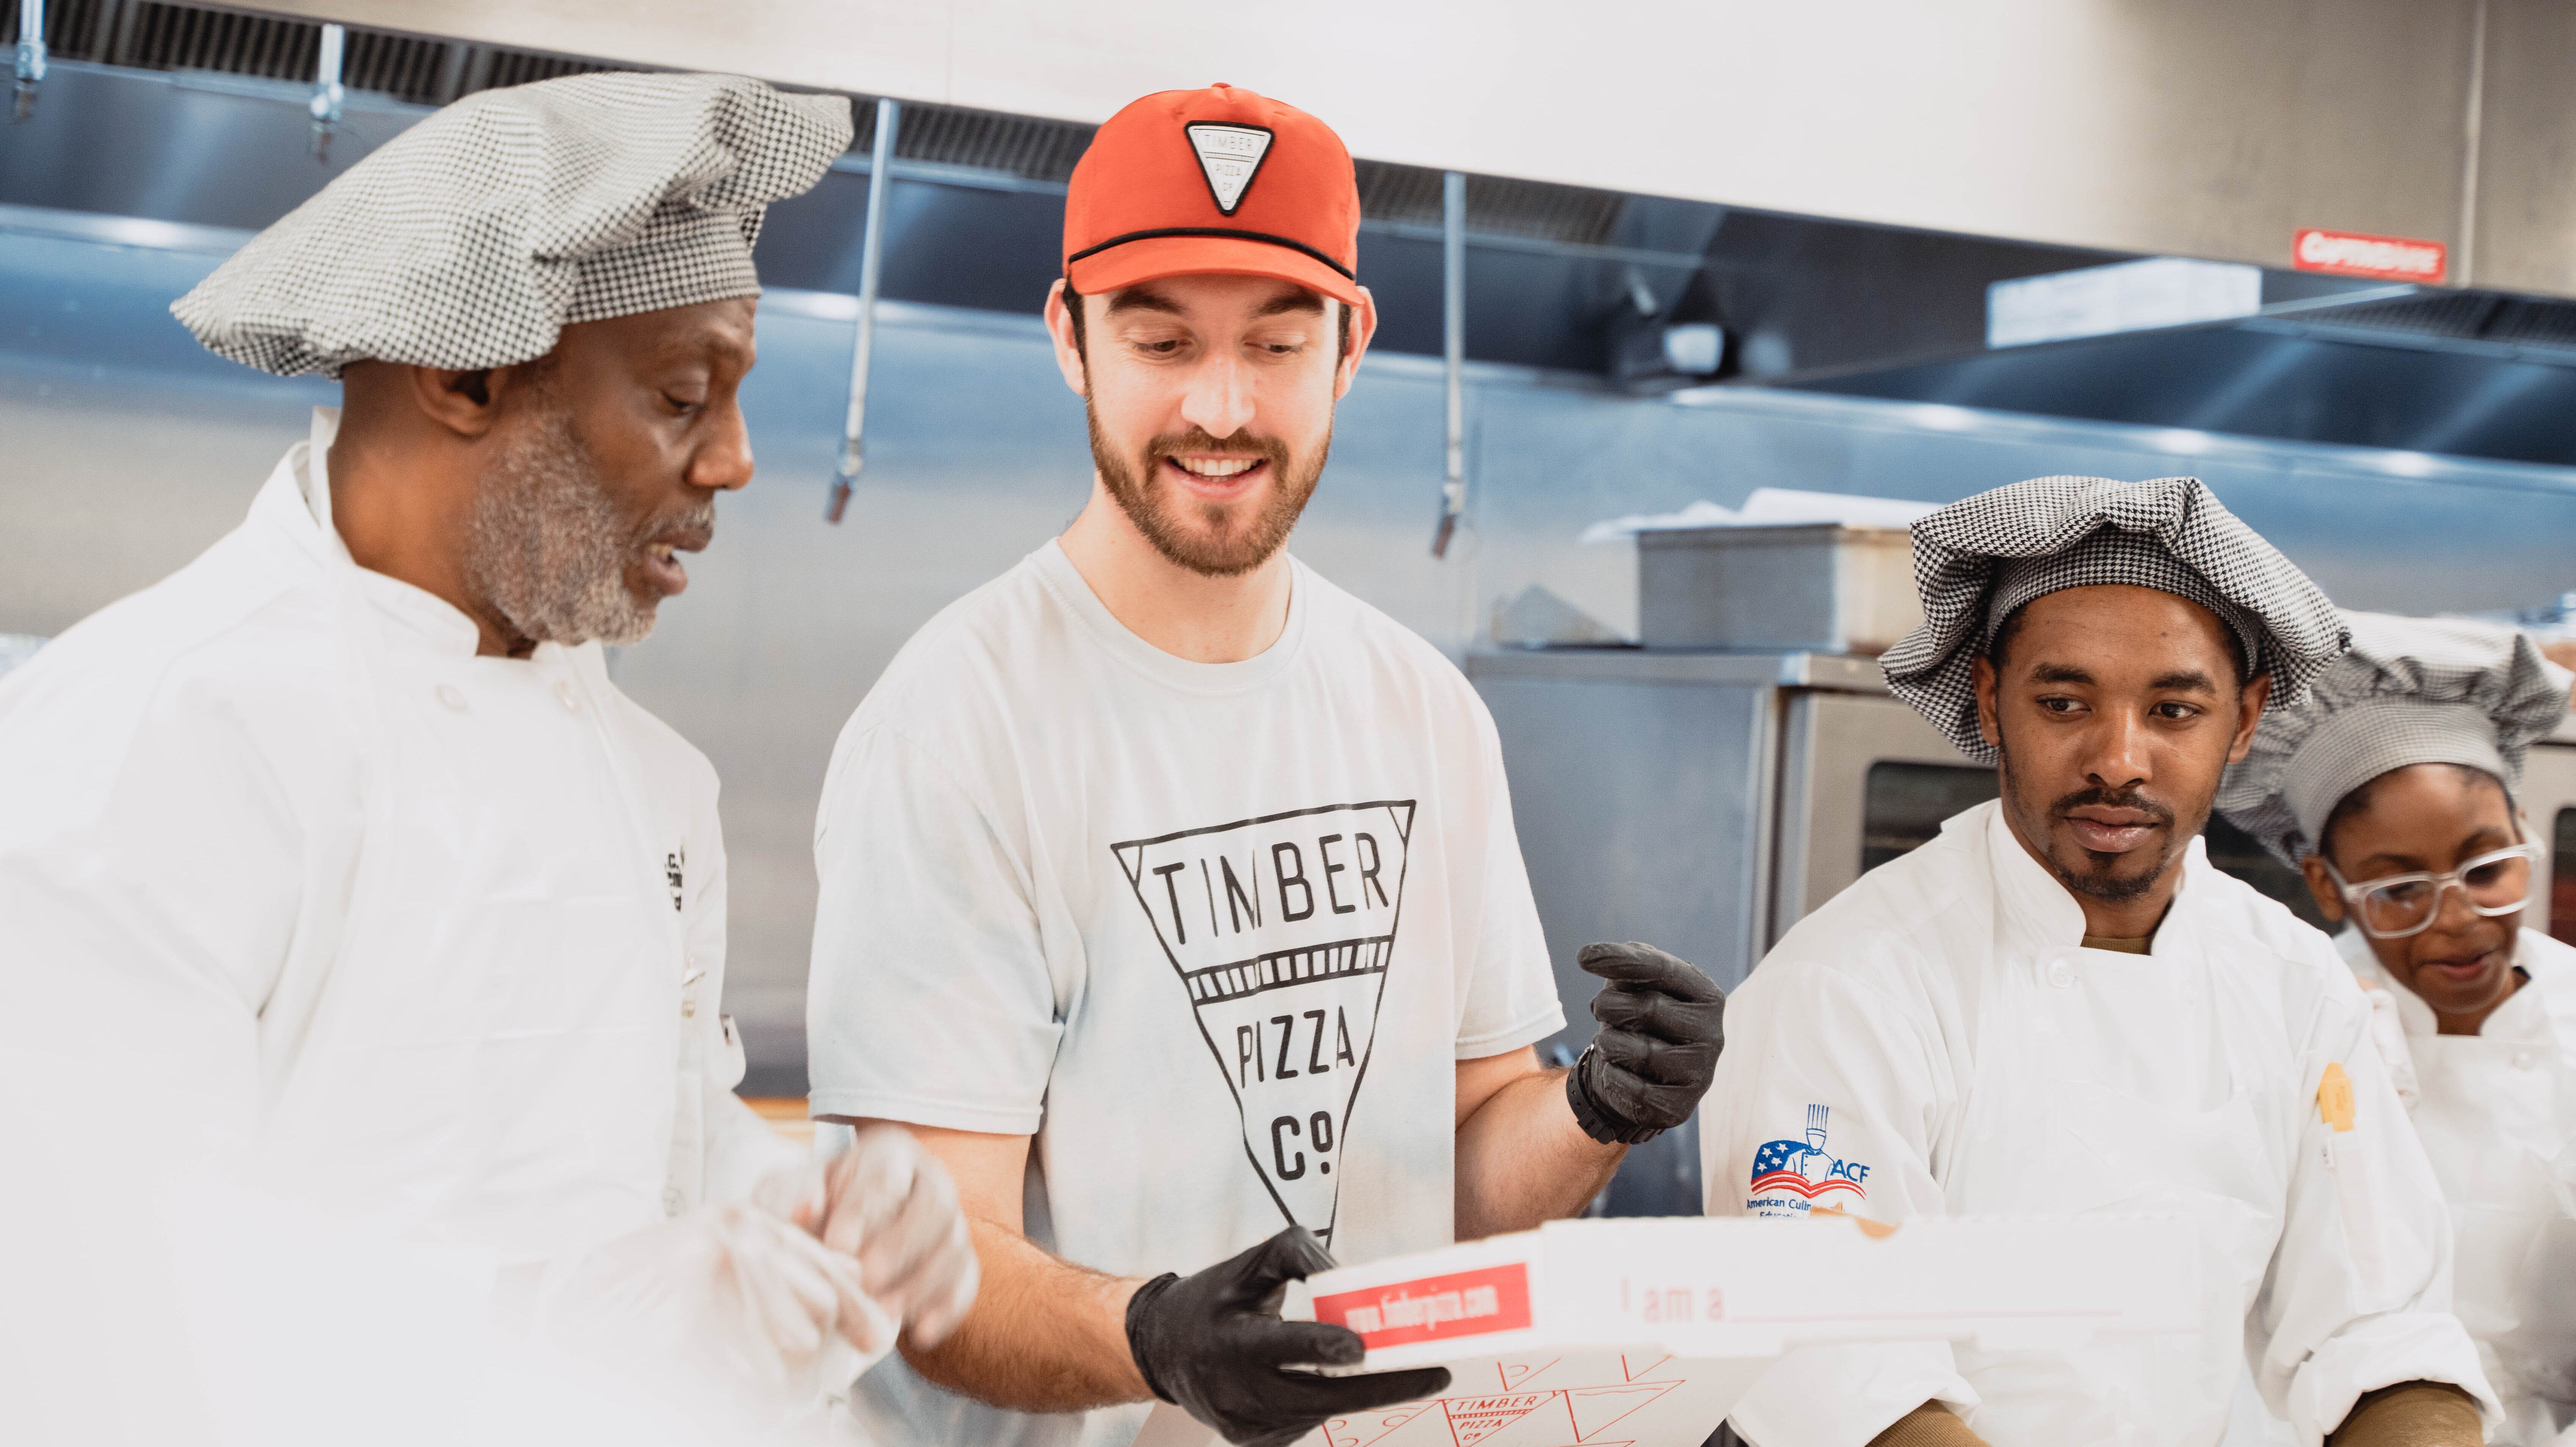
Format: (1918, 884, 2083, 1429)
(0, 73, 975, 1439)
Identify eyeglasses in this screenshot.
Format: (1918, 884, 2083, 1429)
(2322, 842, 2543, 940)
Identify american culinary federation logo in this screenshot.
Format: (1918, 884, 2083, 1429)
(1112, 800, 1414, 1246)
(1747, 1103, 1871, 1218)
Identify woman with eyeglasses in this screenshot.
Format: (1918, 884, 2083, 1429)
(2218, 611, 2576, 1447)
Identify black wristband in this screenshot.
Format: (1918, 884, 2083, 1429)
(1123, 1273, 1184, 1404)
(1566, 1044, 1663, 1146)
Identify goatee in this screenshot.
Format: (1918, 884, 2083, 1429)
(1087, 403, 1326, 578)
(1998, 751, 2190, 904)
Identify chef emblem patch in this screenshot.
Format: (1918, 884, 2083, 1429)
(1747, 1104, 1871, 1218)
(1185, 122, 1274, 215)
(1113, 800, 1414, 1246)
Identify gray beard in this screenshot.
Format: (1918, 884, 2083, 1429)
(463, 404, 658, 648)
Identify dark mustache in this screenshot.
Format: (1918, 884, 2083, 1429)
(2050, 785, 2175, 826)
(1145, 427, 1290, 469)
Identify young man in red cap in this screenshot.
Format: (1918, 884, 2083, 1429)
(806, 84, 1725, 1447)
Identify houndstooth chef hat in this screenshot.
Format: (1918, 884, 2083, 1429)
(2216, 612, 2571, 865)
(173, 72, 852, 378)
(1881, 474, 2349, 764)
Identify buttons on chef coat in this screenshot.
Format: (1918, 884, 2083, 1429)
(435, 683, 468, 713)
(2515, 1050, 2538, 1071)
(554, 681, 581, 713)
(681, 962, 704, 1019)
(2046, 957, 2079, 988)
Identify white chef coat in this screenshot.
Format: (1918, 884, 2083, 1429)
(0, 408, 784, 1264)
(2344, 926, 2576, 1445)
(1701, 800, 2496, 1447)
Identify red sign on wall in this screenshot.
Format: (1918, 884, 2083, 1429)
(1311, 1263, 1533, 1349)
(2292, 228, 2447, 283)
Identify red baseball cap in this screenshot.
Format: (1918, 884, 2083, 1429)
(1063, 82, 1362, 308)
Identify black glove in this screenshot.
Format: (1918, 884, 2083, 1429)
(1566, 941, 1726, 1145)
(1125, 1226, 1452, 1447)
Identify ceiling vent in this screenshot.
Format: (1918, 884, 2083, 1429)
(1355, 161, 1629, 248)
(2291, 289, 2576, 353)
(9, 0, 1636, 248)
(868, 101, 1093, 183)
(5, 0, 609, 105)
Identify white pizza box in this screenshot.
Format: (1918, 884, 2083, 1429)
(1133, 1351, 1770, 1447)
(1135, 1212, 2199, 1447)
(1291, 1213, 2201, 1373)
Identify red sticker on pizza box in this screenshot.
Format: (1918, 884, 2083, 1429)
(1311, 1262, 1534, 1348)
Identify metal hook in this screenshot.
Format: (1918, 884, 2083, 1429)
(308, 23, 345, 162)
(13, 0, 47, 124)
(1430, 170, 1468, 559)
(826, 97, 901, 524)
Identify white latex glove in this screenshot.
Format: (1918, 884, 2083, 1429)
(538, 1201, 896, 1430)
(813, 1124, 980, 1347)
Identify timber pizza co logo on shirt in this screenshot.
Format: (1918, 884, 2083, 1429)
(1112, 800, 1415, 1246)
(1748, 1104, 1872, 1218)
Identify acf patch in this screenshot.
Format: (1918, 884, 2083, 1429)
(1748, 1103, 1872, 1218)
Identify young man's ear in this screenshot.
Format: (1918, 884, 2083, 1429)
(2227, 673, 2275, 764)
(1970, 653, 2004, 752)
(1044, 279, 1088, 398)
(1333, 286, 1379, 400)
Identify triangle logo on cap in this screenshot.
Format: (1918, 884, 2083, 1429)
(1185, 122, 1274, 216)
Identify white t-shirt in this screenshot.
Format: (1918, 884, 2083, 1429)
(808, 540, 1563, 1447)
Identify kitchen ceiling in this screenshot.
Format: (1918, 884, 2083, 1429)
(8, 0, 2574, 469)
